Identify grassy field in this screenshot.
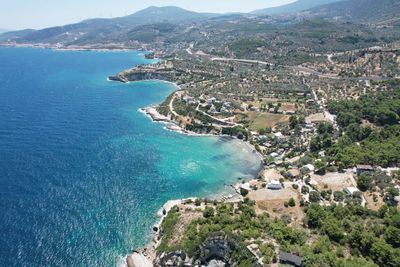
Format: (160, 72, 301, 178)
(245, 112, 290, 130)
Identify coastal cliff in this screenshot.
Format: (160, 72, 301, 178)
(108, 61, 175, 83)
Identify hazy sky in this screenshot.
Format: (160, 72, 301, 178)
(0, 0, 295, 30)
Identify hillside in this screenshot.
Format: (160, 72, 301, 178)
(308, 0, 400, 23)
(0, 6, 218, 44)
(121, 6, 217, 25)
(252, 0, 341, 15)
(1, 1, 399, 50)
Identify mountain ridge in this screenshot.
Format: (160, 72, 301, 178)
(252, 0, 341, 15)
(308, 0, 400, 23)
(1, 1, 399, 46)
(0, 6, 219, 43)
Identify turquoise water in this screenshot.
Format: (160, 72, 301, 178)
(0, 48, 261, 266)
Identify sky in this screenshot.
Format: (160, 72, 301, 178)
(0, 0, 295, 30)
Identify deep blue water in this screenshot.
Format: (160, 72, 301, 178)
(0, 48, 261, 266)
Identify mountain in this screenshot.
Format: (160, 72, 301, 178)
(252, 0, 341, 15)
(120, 6, 218, 24)
(0, 29, 36, 40)
(1, 2, 399, 47)
(0, 6, 219, 44)
(308, 0, 400, 23)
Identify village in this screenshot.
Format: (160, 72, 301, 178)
(112, 22, 400, 267)
(136, 51, 398, 209)
(130, 50, 400, 266)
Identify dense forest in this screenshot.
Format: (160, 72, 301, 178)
(328, 85, 400, 127)
(318, 85, 400, 168)
(303, 204, 400, 267)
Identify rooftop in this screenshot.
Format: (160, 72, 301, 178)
(357, 165, 374, 170)
(280, 251, 303, 267)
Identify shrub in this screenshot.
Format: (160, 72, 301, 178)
(357, 173, 373, 192)
(203, 207, 215, 218)
(288, 198, 296, 207)
(333, 191, 345, 202)
(240, 187, 249, 196)
(302, 186, 310, 194)
(309, 191, 321, 203)
(195, 198, 202, 206)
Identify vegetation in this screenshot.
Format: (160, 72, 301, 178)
(304, 204, 400, 267)
(157, 200, 400, 267)
(299, 87, 400, 168)
(327, 125, 400, 167)
(222, 126, 250, 140)
(178, 200, 305, 263)
(327, 88, 400, 127)
(157, 207, 181, 253)
(229, 39, 265, 58)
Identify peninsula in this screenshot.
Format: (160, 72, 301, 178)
(2, 0, 399, 266)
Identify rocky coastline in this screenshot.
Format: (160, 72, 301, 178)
(125, 199, 193, 267)
(108, 61, 175, 84)
(109, 71, 172, 84)
(109, 54, 264, 267)
(125, 106, 263, 267)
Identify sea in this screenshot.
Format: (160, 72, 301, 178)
(0, 48, 262, 266)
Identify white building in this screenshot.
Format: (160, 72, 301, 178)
(207, 97, 217, 104)
(267, 180, 283, 190)
(344, 187, 361, 196)
(270, 152, 279, 158)
(304, 164, 315, 172)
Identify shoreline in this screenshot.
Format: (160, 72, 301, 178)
(105, 53, 265, 266)
(124, 198, 196, 267)
(123, 98, 264, 267)
(139, 101, 265, 161)
(108, 56, 266, 265)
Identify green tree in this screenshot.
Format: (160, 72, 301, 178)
(370, 238, 399, 267)
(384, 226, 400, 248)
(318, 122, 334, 134)
(203, 207, 215, 218)
(337, 112, 361, 128)
(357, 173, 373, 192)
(302, 186, 310, 194)
(322, 217, 344, 242)
(309, 191, 321, 203)
(288, 198, 296, 207)
(240, 187, 249, 197)
(385, 187, 400, 206)
(305, 204, 326, 228)
(333, 191, 345, 202)
(290, 116, 299, 129)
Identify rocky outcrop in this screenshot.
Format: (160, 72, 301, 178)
(131, 72, 171, 81)
(108, 61, 175, 83)
(109, 71, 173, 83)
(145, 52, 156, 59)
(154, 235, 261, 267)
(141, 107, 172, 123)
(126, 252, 152, 267)
(156, 251, 192, 267)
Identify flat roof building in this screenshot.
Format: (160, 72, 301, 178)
(279, 251, 304, 267)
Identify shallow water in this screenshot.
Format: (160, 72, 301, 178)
(0, 48, 261, 266)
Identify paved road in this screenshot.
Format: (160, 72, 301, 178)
(211, 57, 271, 65)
